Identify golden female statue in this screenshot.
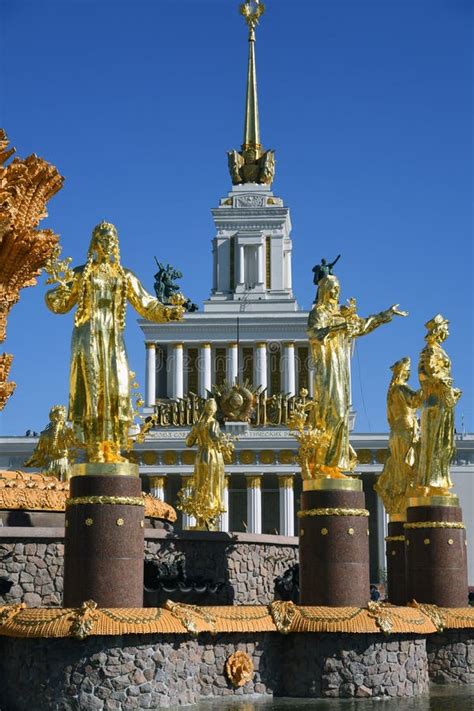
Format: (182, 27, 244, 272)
(24, 404, 77, 480)
(415, 314, 461, 493)
(374, 358, 420, 515)
(179, 398, 235, 530)
(307, 275, 407, 477)
(45, 222, 184, 463)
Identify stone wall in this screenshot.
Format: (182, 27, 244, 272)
(0, 632, 429, 710)
(0, 539, 64, 607)
(427, 629, 474, 684)
(0, 529, 298, 607)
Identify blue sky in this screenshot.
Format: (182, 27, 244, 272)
(1, 0, 472, 435)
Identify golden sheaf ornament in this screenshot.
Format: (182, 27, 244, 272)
(225, 651, 254, 688)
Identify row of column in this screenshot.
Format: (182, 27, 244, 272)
(145, 341, 305, 406)
(149, 474, 295, 536)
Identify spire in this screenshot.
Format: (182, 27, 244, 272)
(241, 1, 264, 152)
(228, 2, 275, 186)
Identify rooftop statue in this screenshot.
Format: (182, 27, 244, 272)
(312, 254, 341, 286)
(305, 275, 407, 478)
(178, 398, 236, 530)
(374, 358, 421, 516)
(24, 405, 77, 481)
(45, 222, 185, 463)
(414, 314, 461, 495)
(153, 259, 198, 312)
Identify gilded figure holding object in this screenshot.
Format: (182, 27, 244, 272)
(178, 398, 235, 530)
(24, 404, 77, 481)
(306, 274, 407, 478)
(414, 314, 461, 494)
(374, 358, 421, 516)
(45, 222, 184, 463)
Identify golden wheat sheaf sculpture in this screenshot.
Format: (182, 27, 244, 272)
(0, 129, 64, 410)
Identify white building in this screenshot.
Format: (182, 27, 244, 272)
(1, 9, 473, 586)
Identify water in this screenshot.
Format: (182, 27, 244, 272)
(195, 684, 474, 711)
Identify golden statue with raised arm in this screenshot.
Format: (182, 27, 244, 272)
(374, 357, 420, 516)
(414, 314, 461, 495)
(307, 274, 407, 478)
(45, 222, 184, 463)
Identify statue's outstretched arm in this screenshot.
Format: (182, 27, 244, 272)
(127, 270, 184, 323)
(329, 254, 341, 269)
(357, 304, 407, 337)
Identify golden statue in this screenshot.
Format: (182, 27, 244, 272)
(306, 274, 407, 478)
(45, 222, 184, 463)
(178, 398, 235, 530)
(374, 358, 420, 516)
(414, 314, 461, 494)
(24, 405, 77, 480)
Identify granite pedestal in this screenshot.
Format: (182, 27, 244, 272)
(386, 518, 407, 605)
(405, 495, 468, 607)
(299, 479, 370, 606)
(63, 463, 144, 608)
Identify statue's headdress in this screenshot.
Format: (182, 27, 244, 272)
(425, 314, 448, 331)
(390, 357, 410, 373)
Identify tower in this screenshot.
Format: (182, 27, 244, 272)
(204, 1, 297, 313)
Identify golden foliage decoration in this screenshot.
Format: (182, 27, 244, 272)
(0, 470, 176, 521)
(225, 651, 254, 687)
(0, 128, 64, 409)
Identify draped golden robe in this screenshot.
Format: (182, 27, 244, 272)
(374, 381, 420, 514)
(417, 342, 459, 489)
(185, 418, 226, 525)
(46, 265, 172, 458)
(308, 303, 396, 474)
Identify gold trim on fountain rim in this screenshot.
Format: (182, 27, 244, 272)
(407, 494, 459, 508)
(404, 521, 465, 530)
(71, 463, 139, 478)
(66, 495, 145, 507)
(302, 478, 362, 492)
(297, 507, 369, 518)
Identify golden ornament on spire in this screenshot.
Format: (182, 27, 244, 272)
(228, 1, 275, 185)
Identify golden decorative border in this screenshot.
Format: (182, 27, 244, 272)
(1, 600, 473, 639)
(297, 507, 369, 518)
(404, 521, 465, 530)
(385, 535, 405, 542)
(66, 495, 145, 507)
(302, 478, 362, 492)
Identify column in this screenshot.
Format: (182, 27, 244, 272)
(145, 342, 156, 407)
(376, 494, 388, 579)
(246, 475, 262, 534)
(255, 342, 267, 391)
(171, 343, 184, 399)
(219, 476, 230, 532)
(238, 244, 245, 285)
(181, 476, 196, 530)
(227, 342, 238, 385)
(212, 242, 218, 292)
(278, 475, 295, 537)
(149, 476, 165, 501)
(257, 243, 264, 285)
(198, 343, 212, 397)
(283, 342, 296, 396)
